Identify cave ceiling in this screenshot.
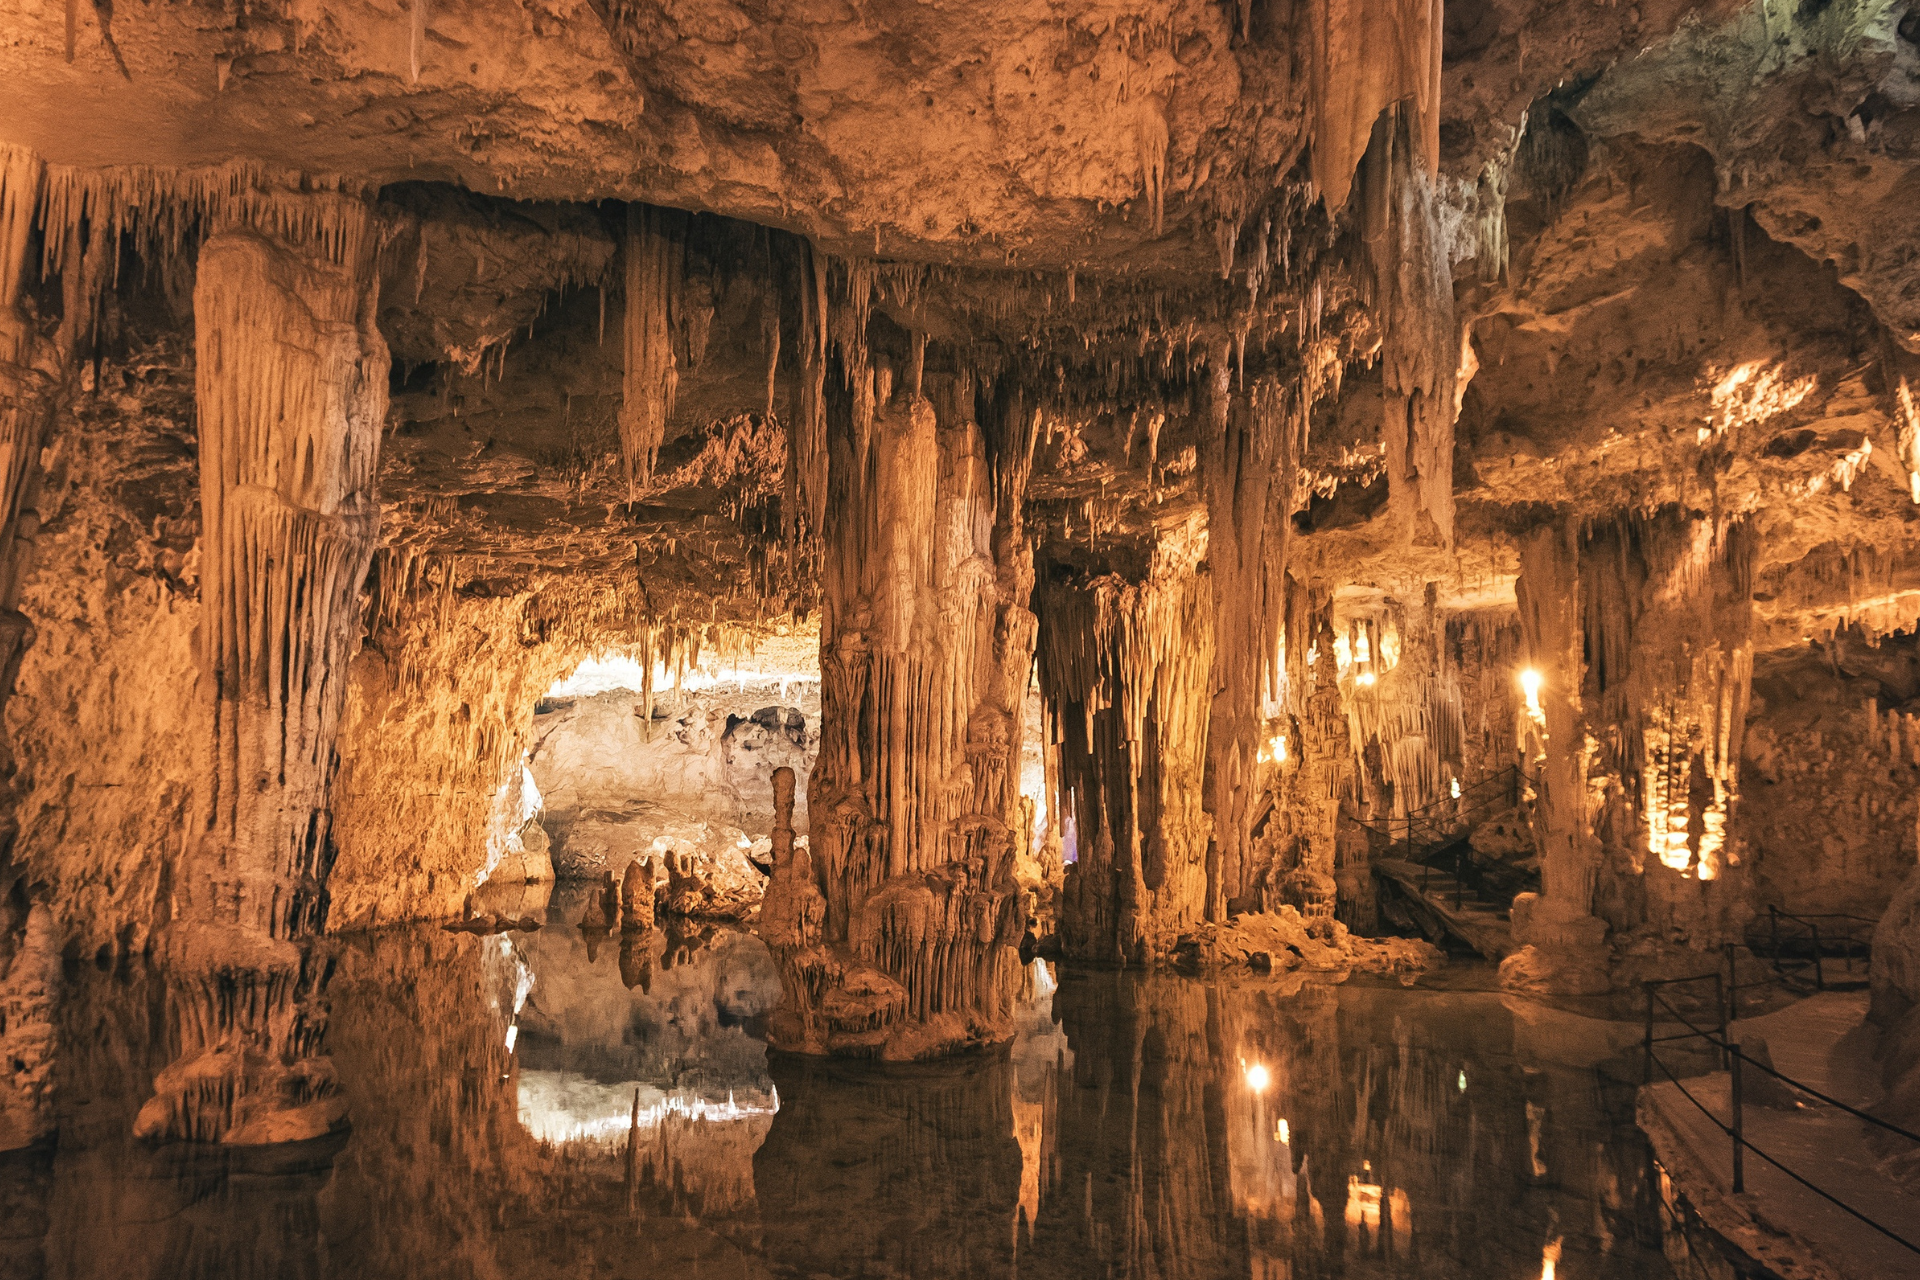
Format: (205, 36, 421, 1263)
(3, 0, 1919, 640)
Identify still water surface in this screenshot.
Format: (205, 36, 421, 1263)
(11, 897, 1681, 1279)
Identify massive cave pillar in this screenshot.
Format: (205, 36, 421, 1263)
(138, 193, 386, 1142)
(1038, 546, 1215, 964)
(1504, 523, 1609, 994)
(0, 149, 59, 1156)
(1201, 365, 1302, 920)
(760, 367, 1033, 1059)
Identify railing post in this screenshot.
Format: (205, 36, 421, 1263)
(1714, 967, 1729, 1070)
(1812, 923, 1825, 991)
(1730, 1044, 1746, 1194)
(1723, 942, 1738, 1029)
(1644, 983, 1656, 1086)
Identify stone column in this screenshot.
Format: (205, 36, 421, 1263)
(138, 193, 385, 1142)
(1039, 547, 1214, 964)
(1504, 522, 1609, 994)
(760, 368, 1034, 1059)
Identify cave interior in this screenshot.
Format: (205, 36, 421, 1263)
(5, 0, 1920, 1276)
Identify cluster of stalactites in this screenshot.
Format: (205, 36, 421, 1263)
(1036, 555, 1215, 958)
(619, 203, 685, 498)
(1202, 362, 1312, 916)
(1521, 510, 1758, 889)
(0, 144, 373, 335)
(193, 191, 387, 936)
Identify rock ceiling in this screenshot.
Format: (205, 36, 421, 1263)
(5, 0, 1914, 635)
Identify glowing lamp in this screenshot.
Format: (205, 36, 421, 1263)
(1245, 1063, 1270, 1093)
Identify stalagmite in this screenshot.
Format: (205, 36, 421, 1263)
(621, 854, 656, 932)
(1039, 545, 1215, 963)
(760, 358, 1035, 1059)
(1202, 365, 1307, 918)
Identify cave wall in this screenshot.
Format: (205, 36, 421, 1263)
(529, 680, 818, 879)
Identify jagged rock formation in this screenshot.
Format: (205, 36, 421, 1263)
(0, 0, 1919, 1110)
(761, 362, 1038, 1058)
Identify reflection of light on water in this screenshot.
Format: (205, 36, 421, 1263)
(516, 1071, 778, 1144)
(1458, 1069, 1467, 1092)
(1276, 1118, 1289, 1144)
(1540, 1236, 1563, 1280)
(1245, 1063, 1271, 1094)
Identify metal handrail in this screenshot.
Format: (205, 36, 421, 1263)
(1641, 979, 1920, 1258)
(1765, 906, 1876, 991)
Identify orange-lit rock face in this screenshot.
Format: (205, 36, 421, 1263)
(2, 0, 1920, 1129)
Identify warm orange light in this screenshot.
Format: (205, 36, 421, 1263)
(1246, 1063, 1270, 1093)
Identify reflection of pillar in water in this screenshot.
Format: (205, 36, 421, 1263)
(1027, 969, 1241, 1279)
(755, 1051, 1022, 1278)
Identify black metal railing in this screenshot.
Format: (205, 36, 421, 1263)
(1641, 972, 1920, 1259)
(1762, 906, 1877, 992)
(1361, 766, 1530, 911)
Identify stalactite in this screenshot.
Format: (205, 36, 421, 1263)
(1038, 540, 1214, 963)
(0, 147, 55, 799)
(1306, 0, 1442, 213)
(1202, 364, 1308, 918)
(1359, 108, 1458, 546)
(619, 203, 684, 498)
(785, 241, 828, 546)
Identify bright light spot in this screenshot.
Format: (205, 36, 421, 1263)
(1520, 668, 1545, 731)
(1450, 778, 1462, 800)
(1540, 1237, 1563, 1280)
(1246, 1063, 1270, 1093)
(1458, 1070, 1467, 1092)
(1274, 734, 1287, 762)
(504, 1024, 519, 1053)
(1277, 1118, 1290, 1144)
(1344, 1174, 1383, 1230)
(1356, 671, 1376, 687)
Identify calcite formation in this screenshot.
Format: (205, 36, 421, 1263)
(0, 0, 1916, 1124)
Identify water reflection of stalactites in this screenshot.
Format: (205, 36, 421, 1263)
(325, 924, 780, 1275)
(1219, 983, 1663, 1279)
(1027, 972, 1667, 1280)
(1025, 967, 1245, 1280)
(31, 959, 348, 1280)
(755, 1051, 1025, 1279)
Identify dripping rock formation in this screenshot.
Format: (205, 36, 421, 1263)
(0, 10, 1919, 1276)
